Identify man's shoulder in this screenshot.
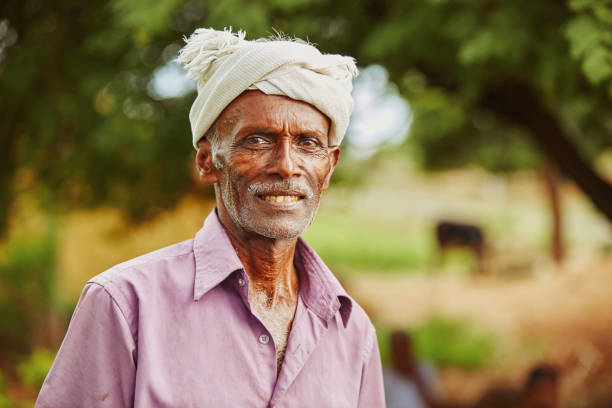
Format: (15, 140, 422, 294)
(68, 239, 196, 337)
(343, 295, 377, 338)
(88, 238, 195, 294)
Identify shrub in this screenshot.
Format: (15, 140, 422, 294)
(0, 228, 57, 353)
(377, 316, 495, 370)
(17, 349, 56, 391)
(412, 317, 494, 369)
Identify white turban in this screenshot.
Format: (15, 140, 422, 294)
(176, 28, 358, 148)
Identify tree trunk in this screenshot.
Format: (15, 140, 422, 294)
(541, 164, 564, 264)
(482, 81, 612, 223)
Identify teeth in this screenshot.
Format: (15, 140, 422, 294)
(261, 195, 300, 202)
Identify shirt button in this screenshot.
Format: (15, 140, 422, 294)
(238, 278, 245, 287)
(259, 334, 270, 344)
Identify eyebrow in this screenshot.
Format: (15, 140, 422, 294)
(239, 126, 327, 138)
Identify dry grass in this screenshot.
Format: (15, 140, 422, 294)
(347, 252, 612, 404)
(56, 196, 215, 300)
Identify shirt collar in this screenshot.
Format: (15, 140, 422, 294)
(293, 237, 353, 328)
(193, 209, 244, 301)
(192, 209, 353, 327)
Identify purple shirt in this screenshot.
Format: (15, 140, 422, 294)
(37, 210, 385, 407)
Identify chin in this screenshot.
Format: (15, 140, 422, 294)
(222, 191, 320, 239)
(241, 210, 318, 239)
(247, 220, 311, 239)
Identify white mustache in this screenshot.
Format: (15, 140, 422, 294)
(247, 181, 313, 199)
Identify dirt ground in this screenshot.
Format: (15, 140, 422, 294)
(348, 251, 612, 407)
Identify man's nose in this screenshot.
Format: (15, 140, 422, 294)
(269, 138, 301, 179)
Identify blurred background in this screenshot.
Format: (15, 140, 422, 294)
(1, 0, 612, 406)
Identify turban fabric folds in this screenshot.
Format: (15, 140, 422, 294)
(177, 28, 358, 148)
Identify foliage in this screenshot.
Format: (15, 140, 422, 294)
(350, 0, 611, 171)
(328, 154, 370, 188)
(566, 0, 612, 85)
(311, 0, 612, 219)
(2, 0, 611, 232)
(0, 372, 7, 408)
(0, 226, 57, 353)
(0, 393, 16, 408)
(16, 349, 55, 391)
(376, 328, 392, 367)
(0, 370, 29, 408)
(377, 317, 495, 369)
(0, 0, 195, 233)
(412, 317, 495, 369)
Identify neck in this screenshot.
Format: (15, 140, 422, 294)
(234, 235, 300, 305)
(217, 210, 300, 307)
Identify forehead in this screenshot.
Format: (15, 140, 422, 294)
(217, 91, 330, 137)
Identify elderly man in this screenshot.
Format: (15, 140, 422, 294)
(36, 28, 384, 407)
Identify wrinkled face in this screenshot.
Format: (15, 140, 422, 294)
(199, 91, 339, 240)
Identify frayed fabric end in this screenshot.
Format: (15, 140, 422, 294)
(176, 27, 246, 80)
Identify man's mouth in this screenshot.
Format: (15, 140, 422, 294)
(258, 195, 303, 203)
(249, 182, 312, 204)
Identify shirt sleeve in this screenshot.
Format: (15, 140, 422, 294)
(36, 282, 137, 408)
(357, 329, 386, 408)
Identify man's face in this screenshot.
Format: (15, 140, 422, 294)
(200, 91, 339, 240)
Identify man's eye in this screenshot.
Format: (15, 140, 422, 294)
(300, 138, 320, 148)
(245, 136, 268, 145)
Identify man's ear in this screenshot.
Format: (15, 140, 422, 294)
(321, 147, 340, 191)
(196, 139, 220, 184)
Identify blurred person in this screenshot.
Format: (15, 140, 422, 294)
(473, 387, 520, 408)
(36, 28, 385, 407)
(518, 365, 560, 408)
(384, 330, 441, 408)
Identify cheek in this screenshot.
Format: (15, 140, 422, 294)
(224, 155, 261, 187)
(308, 160, 333, 190)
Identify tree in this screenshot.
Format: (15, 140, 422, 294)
(1, 0, 611, 235)
(313, 0, 612, 224)
(0, 0, 197, 235)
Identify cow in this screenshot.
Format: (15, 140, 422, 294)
(435, 220, 486, 274)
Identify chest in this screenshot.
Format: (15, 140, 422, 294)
(132, 288, 362, 407)
(249, 291, 298, 369)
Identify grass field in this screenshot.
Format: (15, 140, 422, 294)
(304, 211, 435, 273)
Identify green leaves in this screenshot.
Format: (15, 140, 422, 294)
(17, 349, 56, 390)
(458, 29, 501, 65)
(112, 0, 184, 38)
(362, 18, 414, 60)
(457, 12, 529, 67)
(569, 0, 596, 11)
(266, 0, 323, 13)
(566, 15, 603, 59)
(583, 44, 612, 83)
(565, 3, 612, 84)
(413, 317, 495, 369)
